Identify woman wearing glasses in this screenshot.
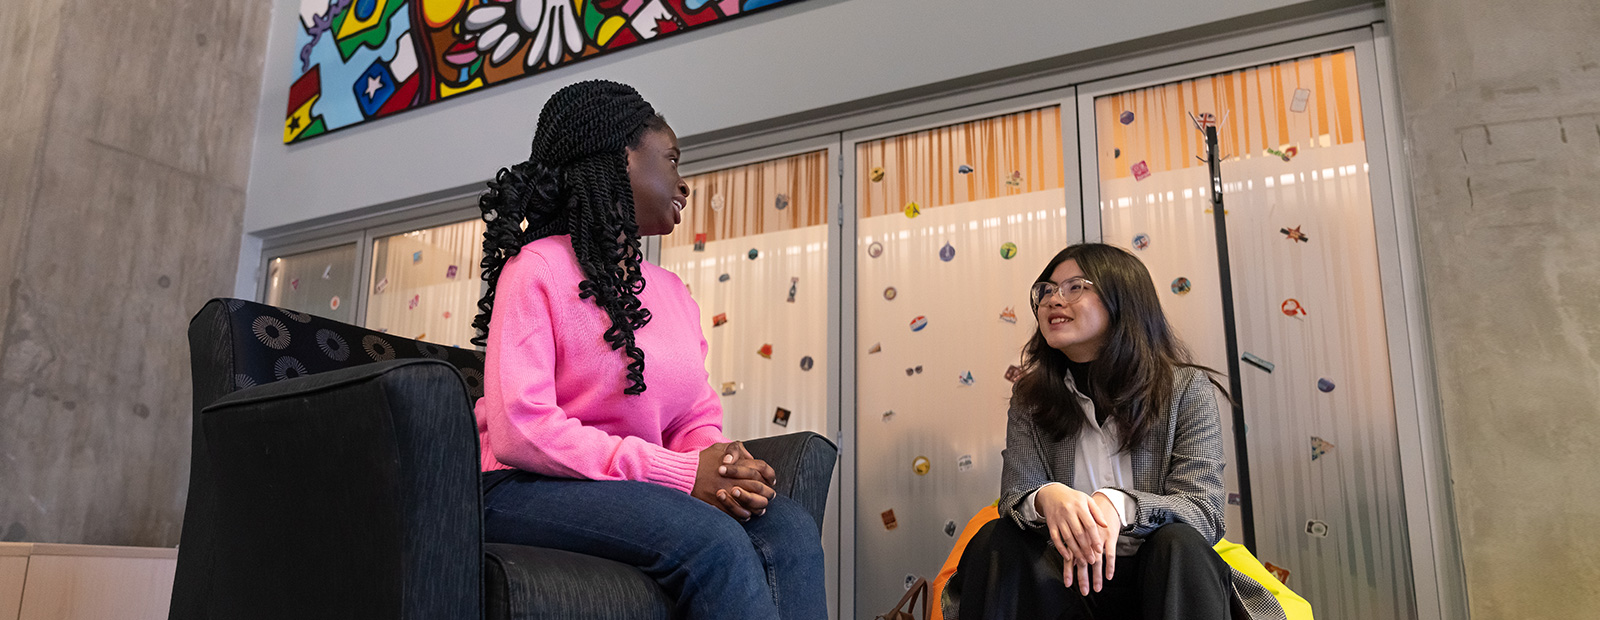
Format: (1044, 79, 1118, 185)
(951, 243, 1284, 620)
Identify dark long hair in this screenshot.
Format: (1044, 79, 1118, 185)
(472, 80, 669, 395)
(1011, 243, 1222, 452)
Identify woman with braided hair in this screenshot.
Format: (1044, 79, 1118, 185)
(473, 80, 826, 619)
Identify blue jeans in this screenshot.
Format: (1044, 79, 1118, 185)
(482, 470, 827, 620)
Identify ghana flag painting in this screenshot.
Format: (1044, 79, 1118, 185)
(287, 0, 804, 144)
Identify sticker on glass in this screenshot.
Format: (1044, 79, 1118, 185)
(1241, 352, 1274, 373)
(408, 294, 420, 310)
(1170, 277, 1192, 295)
(1119, 110, 1135, 125)
(757, 344, 773, 359)
(787, 277, 798, 303)
(710, 195, 725, 211)
(1281, 299, 1307, 317)
(412, 251, 423, 263)
(881, 509, 898, 530)
(1280, 226, 1309, 243)
(871, 167, 886, 183)
(868, 241, 884, 258)
(909, 316, 928, 332)
(884, 287, 897, 301)
(912, 456, 931, 476)
(904, 365, 923, 376)
(1132, 233, 1151, 250)
(1228, 492, 1242, 506)
(999, 307, 1017, 324)
(375, 277, 388, 294)
(800, 356, 814, 371)
(442, 311, 452, 319)
(322, 264, 332, 280)
(958, 371, 975, 386)
(694, 233, 707, 252)
(1311, 436, 1334, 461)
(330, 296, 341, 310)
(718, 273, 730, 282)
(747, 248, 759, 260)
(1005, 171, 1023, 187)
(1305, 519, 1329, 538)
(772, 407, 791, 427)
(1264, 562, 1290, 585)
(720, 381, 738, 396)
(957, 454, 973, 472)
(774, 193, 789, 210)
(446, 265, 459, 279)
(881, 409, 895, 422)
(939, 242, 955, 262)
(904, 574, 918, 590)
(999, 242, 1018, 260)
(945, 520, 958, 537)
(1132, 160, 1151, 181)
(1317, 378, 1336, 393)
(290, 278, 300, 291)
(1290, 88, 1311, 113)
(1266, 145, 1298, 162)
(958, 164, 973, 174)
(713, 313, 728, 327)
(868, 342, 882, 354)
(1005, 364, 1023, 383)
(903, 201, 921, 219)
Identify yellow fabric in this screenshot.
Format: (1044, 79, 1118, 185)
(1213, 538, 1313, 620)
(931, 507, 1313, 620)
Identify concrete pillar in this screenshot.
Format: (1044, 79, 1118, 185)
(0, 0, 271, 546)
(1388, 1, 1600, 617)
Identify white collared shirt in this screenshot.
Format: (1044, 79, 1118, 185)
(1018, 374, 1143, 556)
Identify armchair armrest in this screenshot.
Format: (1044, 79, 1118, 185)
(198, 359, 481, 619)
(741, 431, 837, 533)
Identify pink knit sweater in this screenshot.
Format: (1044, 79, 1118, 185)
(475, 235, 729, 493)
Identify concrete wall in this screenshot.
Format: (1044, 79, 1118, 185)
(1387, 1, 1600, 618)
(0, 0, 272, 546)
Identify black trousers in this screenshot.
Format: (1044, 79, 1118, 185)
(952, 519, 1231, 620)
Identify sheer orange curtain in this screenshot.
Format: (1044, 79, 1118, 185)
(857, 107, 1062, 217)
(662, 151, 829, 249)
(1096, 50, 1364, 179)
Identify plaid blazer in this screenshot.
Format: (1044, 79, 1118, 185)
(994, 366, 1287, 620)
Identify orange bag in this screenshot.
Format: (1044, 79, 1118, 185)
(929, 503, 1000, 620)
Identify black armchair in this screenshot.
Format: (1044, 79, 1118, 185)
(169, 299, 837, 620)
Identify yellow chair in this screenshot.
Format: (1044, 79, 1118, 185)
(930, 506, 1312, 620)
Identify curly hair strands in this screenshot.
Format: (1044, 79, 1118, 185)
(472, 80, 668, 395)
(1011, 243, 1224, 452)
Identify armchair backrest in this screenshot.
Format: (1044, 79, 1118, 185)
(172, 298, 487, 620)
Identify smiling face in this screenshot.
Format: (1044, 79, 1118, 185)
(626, 124, 689, 236)
(1035, 259, 1111, 362)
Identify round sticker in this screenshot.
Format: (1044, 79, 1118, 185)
(747, 248, 759, 260)
(718, 273, 730, 282)
(1317, 378, 1336, 393)
(903, 201, 921, 219)
(710, 195, 725, 211)
(939, 242, 955, 262)
(1171, 277, 1192, 295)
(912, 456, 931, 476)
(330, 296, 341, 310)
(1113, 147, 1122, 159)
(800, 356, 814, 371)
(775, 194, 789, 210)
(1282, 299, 1307, 317)
(871, 167, 885, 183)
(1133, 233, 1151, 250)
(867, 241, 884, 258)
(1120, 111, 1135, 125)
(884, 287, 897, 300)
(999, 242, 1018, 260)
(909, 316, 928, 332)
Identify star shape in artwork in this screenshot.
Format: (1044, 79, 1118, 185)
(1280, 226, 1309, 242)
(288, 116, 301, 131)
(365, 74, 384, 99)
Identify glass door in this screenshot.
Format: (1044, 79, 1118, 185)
(849, 104, 1074, 613)
(1083, 49, 1415, 620)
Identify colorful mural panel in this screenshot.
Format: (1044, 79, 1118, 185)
(288, 0, 805, 143)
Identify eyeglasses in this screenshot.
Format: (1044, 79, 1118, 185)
(1030, 277, 1094, 308)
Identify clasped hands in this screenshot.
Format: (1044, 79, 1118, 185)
(693, 441, 777, 521)
(1036, 484, 1121, 596)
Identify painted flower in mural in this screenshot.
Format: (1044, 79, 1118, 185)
(465, 0, 585, 68)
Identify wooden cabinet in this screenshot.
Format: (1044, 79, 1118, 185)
(0, 542, 176, 620)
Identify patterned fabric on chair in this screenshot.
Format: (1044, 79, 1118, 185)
(221, 299, 486, 401)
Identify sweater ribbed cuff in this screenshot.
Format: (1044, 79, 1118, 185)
(646, 447, 701, 494)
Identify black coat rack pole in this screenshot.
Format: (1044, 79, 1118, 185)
(1206, 125, 1257, 553)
